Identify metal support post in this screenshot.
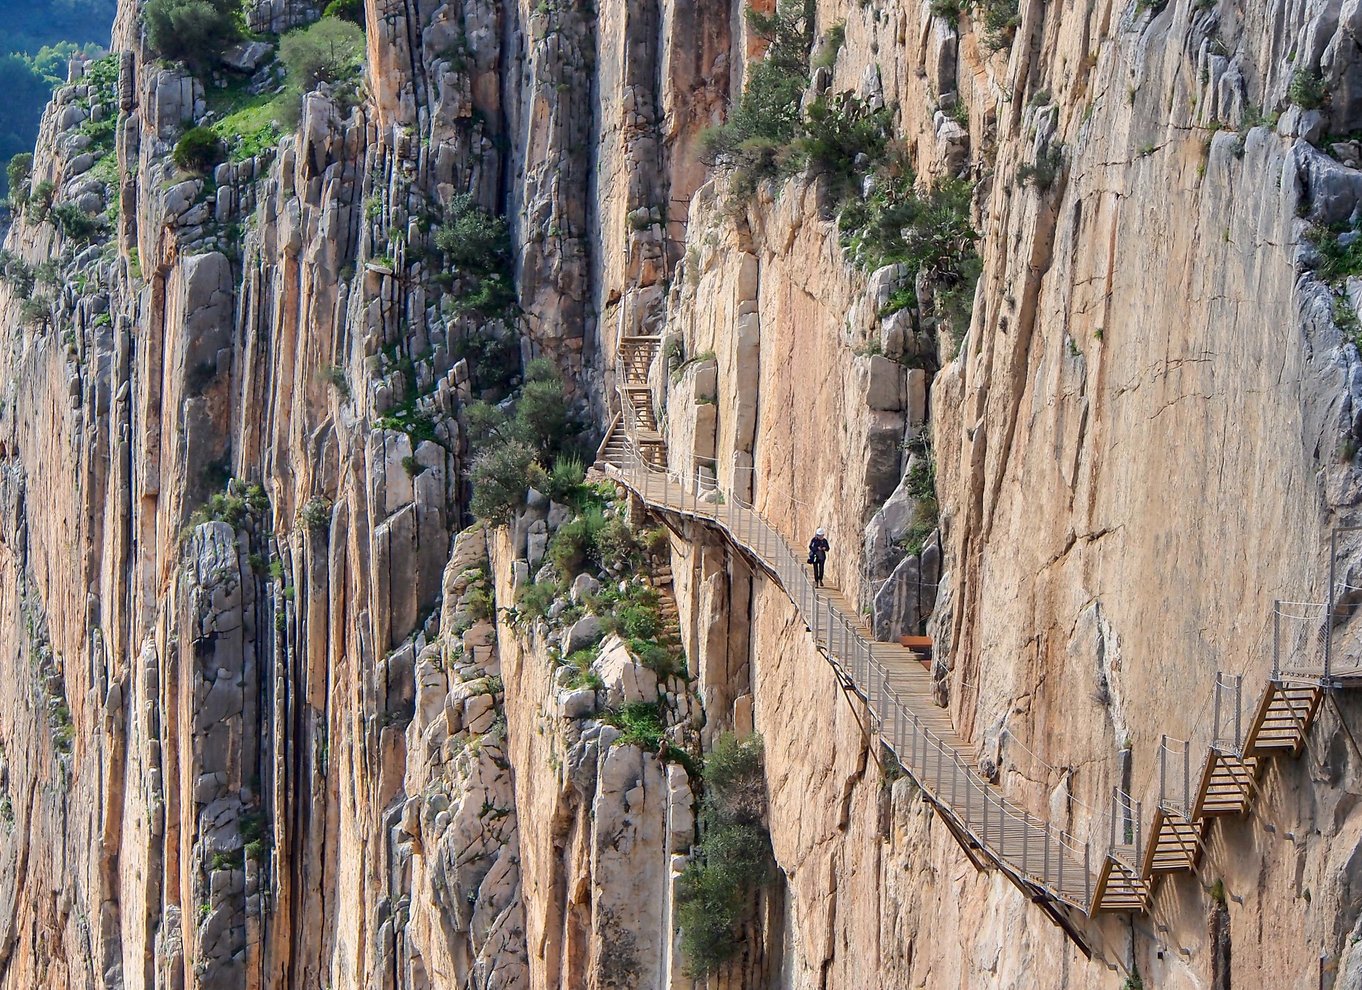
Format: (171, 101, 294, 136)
(1328, 527, 1338, 681)
(1059, 831, 1066, 893)
(1214, 676, 1222, 745)
(1183, 738, 1191, 815)
(997, 793, 1004, 854)
(1159, 735, 1167, 807)
(1273, 601, 1281, 680)
(1234, 675, 1242, 748)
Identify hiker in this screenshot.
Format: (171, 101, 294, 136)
(808, 528, 829, 587)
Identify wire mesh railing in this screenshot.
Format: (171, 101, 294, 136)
(604, 445, 1098, 910)
(1107, 788, 1144, 870)
(1273, 599, 1329, 682)
(1211, 672, 1245, 751)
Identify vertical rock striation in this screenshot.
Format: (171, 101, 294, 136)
(2, 0, 1362, 987)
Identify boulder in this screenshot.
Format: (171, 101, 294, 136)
(565, 614, 603, 653)
(861, 354, 907, 411)
(872, 531, 942, 641)
(557, 687, 597, 719)
(526, 520, 549, 567)
(221, 41, 274, 74)
(596, 636, 659, 706)
(570, 573, 600, 603)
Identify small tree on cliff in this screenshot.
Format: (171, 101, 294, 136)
(5, 153, 33, 209)
(699, 0, 815, 194)
(279, 18, 366, 91)
(142, 0, 241, 70)
(677, 734, 773, 976)
(464, 361, 585, 524)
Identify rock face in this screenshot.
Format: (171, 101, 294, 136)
(2, 0, 1362, 988)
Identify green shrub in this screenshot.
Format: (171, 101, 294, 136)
(27, 179, 55, 219)
(49, 202, 105, 243)
(905, 451, 936, 503)
(1289, 69, 1327, 110)
(678, 734, 772, 976)
(435, 194, 517, 318)
(210, 850, 244, 872)
(470, 438, 538, 523)
(280, 18, 366, 91)
(449, 270, 517, 318)
(700, 1, 814, 196)
(142, 0, 241, 69)
(187, 482, 270, 532)
(240, 810, 270, 860)
(0, 252, 36, 298)
(794, 91, 892, 200)
(1308, 225, 1362, 284)
(465, 362, 584, 523)
(628, 639, 682, 677)
(615, 603, 660, 640)
(1016, 143, 1064, 190)
(541, 455, 586, 502)
(173, 126, 224, 173)
(604, 701, 666, 750)
(515, 579, 562, 625)
(594, 515, 640, 570)
(839, 167, 979, 340)
(6, 153, 32, 207)
(563, 647, 604, 689)
(323, 364, 351, 399)
(18, 296, 52, 326)
(299, 496, 333, 532)
(517, 374, 571, 454)
(435, 193, 510, 271)
(465, 586, 494, 623)
(548, 508, 607, 575)
(323, 0, 365, 23)
(811, 22, 845, 70)
(970, 0, 1021, 50)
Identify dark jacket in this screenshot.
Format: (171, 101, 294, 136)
(809, 535, 829, 562)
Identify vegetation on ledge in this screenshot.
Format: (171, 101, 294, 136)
(678, 733, 773, 977)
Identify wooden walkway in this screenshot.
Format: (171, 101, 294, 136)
(600, 328, 1341, 938)
(602, 448, 1096, 913)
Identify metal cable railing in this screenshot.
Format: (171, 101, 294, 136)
(604, 444, 1097, 910)
(607, 335, 1341, 916)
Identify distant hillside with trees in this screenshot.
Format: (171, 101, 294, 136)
(0, 0, 117, 196)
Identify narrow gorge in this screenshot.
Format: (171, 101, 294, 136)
(1, 0, 1362, 987)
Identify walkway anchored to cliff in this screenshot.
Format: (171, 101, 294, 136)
(598, 330, 1352, 944)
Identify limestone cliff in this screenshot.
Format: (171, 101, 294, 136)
(2, 0, 1362, 987)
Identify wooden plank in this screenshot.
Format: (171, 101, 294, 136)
(612, 463, 1105, 913)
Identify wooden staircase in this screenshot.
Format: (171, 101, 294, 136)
(601, 320, 1352, 930)
(1091, 673, 1325, 912)
(1244, 681, 1323, 757)
(614, 335, 668, 468)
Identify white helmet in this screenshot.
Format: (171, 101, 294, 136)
(815, 528, 826, 537)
